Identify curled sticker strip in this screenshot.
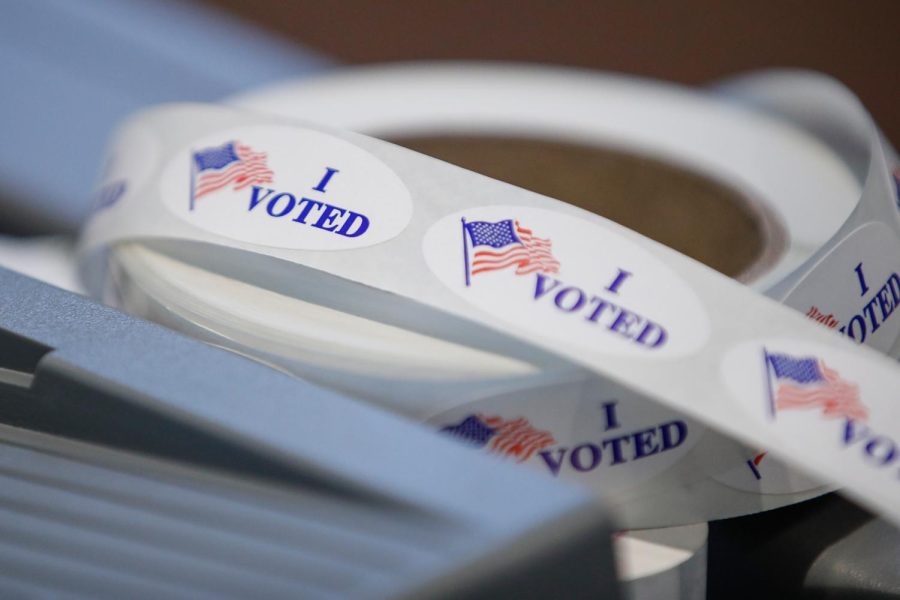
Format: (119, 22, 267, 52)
(79, 73, 900, 528)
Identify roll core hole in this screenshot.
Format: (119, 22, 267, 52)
(391, 135, 786, 281)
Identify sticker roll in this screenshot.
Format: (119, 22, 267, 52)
(79, 65, 900, 529)
(232, 65, 860, 520)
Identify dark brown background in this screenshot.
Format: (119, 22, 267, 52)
(209, 1, 898, 145)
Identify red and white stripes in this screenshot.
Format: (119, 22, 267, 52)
(471, 220, 560, 277)
(775, 360, 867, 422)
(480, 414, 557, 462)
(194, 144, 274, 200)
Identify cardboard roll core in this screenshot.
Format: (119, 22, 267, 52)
(392, 135, 786, 281)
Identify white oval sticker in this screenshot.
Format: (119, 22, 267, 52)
(426, 378, 703, 495)
(422, 206, 710, 358)
(782, 222, 900, 354)
(722, 338, 900, 492)
(161, 126, 412, 250)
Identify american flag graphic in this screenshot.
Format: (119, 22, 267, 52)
(463, 219, 560, 279)
(190, 141, 274, 209)
(766, 352, 867, 422)
(440, 414, 556, 462)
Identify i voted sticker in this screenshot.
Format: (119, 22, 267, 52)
(723, 339, 900, 494)
(783, 222, 900, 353)
(422, 206, 710, 358)
(427, 381, 702, 495)
(160, 126, 412, 250)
